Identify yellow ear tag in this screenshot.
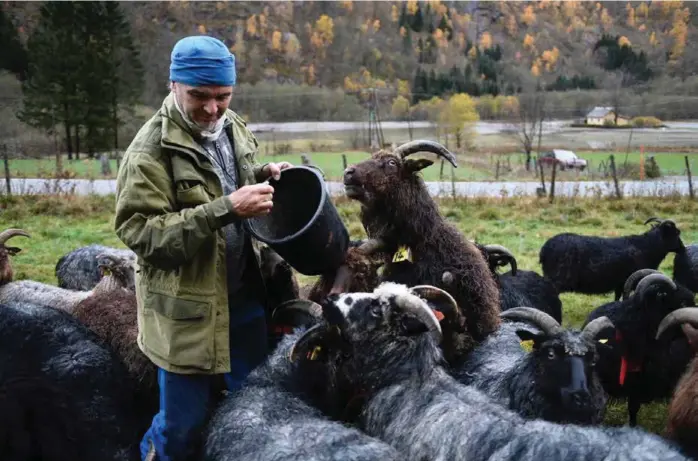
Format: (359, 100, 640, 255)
(598, 338, 608, 344)
(392, 245, 413, 263)
(309, 345, 323, 361)
(102, 267, 111, 276)
(520, 340, 534, 353)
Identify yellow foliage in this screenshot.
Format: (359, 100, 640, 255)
(600, 8, 612, 30)
(501, 96, 520, 117)
(660, 0, 683, 18)
(669, 8, 688, 60)
(468, 46, 477, 59)
(456, 32, 466, 49)
(270, 30, 282, 51)
(438, 4, 448, 16)
(197, 24, 206, 34)
(246, 15, 257, 36)
(618, 36, 631, 47)
(505, 15, 517, 36)
(479, 32, 492, 50)
(360, 23, 368, 33)
(344, 76, 358, 93)
(342, 0, 353, 13)
(561, 1, 577, 20)
(314, 15, 335, 46)
(373, 19, 381, 31)
(521, 5, 536, 25)
(392, 95, 411, 119)
(639, 24, 646, 32)
(439, 93, 479, 145)
(631, 116, 663, 128)
(258, 14, 267, 31)
(407, 0, 419, 15)
(649, 31, 657, 46)
(306, 64, 316, 85)
(626, 3, 636, 27)
(400, 26, 407, 37)
(397, 79, 411, 98)
(523, 33, 535, 50)
(284, 33, 300, 57)
(636, 2, 649, 19)
(531, 62, 541, 77)
(541, 47, 559, 69)
(392, 5, 399, 22)
(433, 28, 444, 41)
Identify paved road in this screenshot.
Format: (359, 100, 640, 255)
(1, 177, 694, 198)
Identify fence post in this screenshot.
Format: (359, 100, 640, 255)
(538, 156, 546, 194)
(342, 154, 347, 171)
(549, 160, 557, 203)
(451, 165, 456, 199)
(2, 144, 11, 196)
(686, 155, 694, 199)
(610, 154, 622, 199)
(440, 159, 445, 180)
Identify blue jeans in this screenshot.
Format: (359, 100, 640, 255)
(139, 308, 268, 461)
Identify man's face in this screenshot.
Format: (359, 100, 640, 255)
(172, 82, 233, 131)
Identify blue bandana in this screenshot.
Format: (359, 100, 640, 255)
(169, 35, 236, 87)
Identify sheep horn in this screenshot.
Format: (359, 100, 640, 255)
(644, 217, 662, 226)
(289, 323, 329, 363)
(634, 273, 676, 297)
(581, 316, 615, 341)
(501, 307, 563, 336)
(329, 264, 352, 295)
(656, 307, 698, 340)
(271, 299, 324, 324)
(0, 229, 30, 245)
(393, 292, 443, 338)
(484, 244, 517, 275)
(622, 269, 662, 300)
(393, 140, 458, 168)
(410, 285, 458, 322)
(357, 238, 385, 255)
(96, 253, 121, 267)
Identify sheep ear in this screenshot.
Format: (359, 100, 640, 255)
(515, 330, 545, 349)
(404, 158, 433, 173)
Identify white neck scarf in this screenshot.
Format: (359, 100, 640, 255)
(173, 92, 228, 141)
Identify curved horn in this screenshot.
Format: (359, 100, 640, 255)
(634, 273, 676, 298)
(656, 307, 698, 340)
(501, 307, 563, 336)
(484, 244, 517, 275)
(357, 238, 385, 255)
(393, 292, 442, 339)
(410, 285, 459, 321)
(0, 229, 30, 245)
(582, 316, 615, 341)
(289, 323, 328, 363)
(329, 264, 352, 295)
(96, 253, 121, 267)
(644, 217, 662, 226)
(271, 299, 323, 324)
(622, 269, 661, 300)
(392, 140, 458, 168)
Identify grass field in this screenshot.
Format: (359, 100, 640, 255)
(2, 193, 698, 435)
(5, 149, 697, 182)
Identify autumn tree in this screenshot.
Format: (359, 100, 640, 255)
(514, 84, 546, 171)
(438, 93, 478, 150)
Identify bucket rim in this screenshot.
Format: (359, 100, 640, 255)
(244, 165, 328, 245)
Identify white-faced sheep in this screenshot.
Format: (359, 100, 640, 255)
(203, 324, 401, 461)
(343, 140, 501, 363)
(305, 282, 690, 461)
(540, 217, 684, 300)
(456, 307, 612, 425)
(0, 300, 141, 460)
(55, 244, 136, 291)
(584, 271, 696, 426)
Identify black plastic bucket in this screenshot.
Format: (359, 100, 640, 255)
(244, 166, 350, 276)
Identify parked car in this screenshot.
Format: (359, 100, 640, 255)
(539, 149, 587, 171)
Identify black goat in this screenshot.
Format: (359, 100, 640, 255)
(673, 244, 698, 293)
(343, 140, 501, 364)
(303, 282, 689, 461)
(456, 307, 612, 425)
(0, 301, 141, 460)
(483, 244, 562, 323)
(585, 272, 696, 426)
(540, 217, 684, 300)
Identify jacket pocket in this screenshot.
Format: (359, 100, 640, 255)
(142, 289, 215, 369)
(176, 182, 212, 207)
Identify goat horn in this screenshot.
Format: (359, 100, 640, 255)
(357, 238, 385, 255)
(656, 307, 698, 340)
(289, 323, 328, 363)
(501, 307, 563, 336)
(393, 140, 458, 168)
(484, 244, 517, 275)
(393, 292, 443, 339)
(329, 264, 352, 295)
(0, 229, 30, 245)
(622, 269, 661, 300)
(644, 217, 662, 226)
(410, 285, 458, 322)
(581, 316, 615, 341)
(635, 273, 676, 297)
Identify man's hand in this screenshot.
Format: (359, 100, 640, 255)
(262, 162, 293, 181)
(228, 183, 275, 217)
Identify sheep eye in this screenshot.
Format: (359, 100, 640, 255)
(546, 349, 556, 360)
(387, 159, 396, 167)
(370, 305, 382, 318)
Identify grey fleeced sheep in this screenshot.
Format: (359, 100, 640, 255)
(540, 217, 684, 300)
(55, 244, 136, 291)
(203, 327, 400, 461)
(456, 307, 611, 425)
(308, 282, 689, 461)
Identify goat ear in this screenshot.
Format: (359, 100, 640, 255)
(515, 329, 545, 349)
(5, 247, 21, 256)
(404, 158, 433, 173)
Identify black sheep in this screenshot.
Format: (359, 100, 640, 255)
(343, 140, 501, 364)
(673, 244, 698, 293)
(540, 217, 684, 300)
(0, 301, 141, 460)
(584, 272, 696, 426)
(55, 244, 136, 291)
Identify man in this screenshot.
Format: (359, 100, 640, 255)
(114, 35, 292, 461)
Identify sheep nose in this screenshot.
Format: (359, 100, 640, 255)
(344, 166, 355, 176)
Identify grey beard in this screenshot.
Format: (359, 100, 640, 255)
(173, 92, 227, 141)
